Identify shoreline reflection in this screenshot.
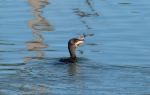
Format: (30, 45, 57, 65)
(24, 0, 53, 63)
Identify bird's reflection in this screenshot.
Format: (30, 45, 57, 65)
(24, 0, 52, 63)
(68, 63, 77, 76)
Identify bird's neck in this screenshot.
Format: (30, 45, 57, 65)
(68, 44, 76, 59)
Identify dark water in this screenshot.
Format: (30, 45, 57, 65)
(0, 0, 150, 95)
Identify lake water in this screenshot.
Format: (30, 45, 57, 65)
(0, 0, 150, 95)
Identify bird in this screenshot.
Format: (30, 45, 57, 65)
(59, 36, 84, 63)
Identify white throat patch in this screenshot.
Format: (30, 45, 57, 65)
(75, 40, 84, 47)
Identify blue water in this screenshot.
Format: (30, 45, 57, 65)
(0, 0, 150, 95)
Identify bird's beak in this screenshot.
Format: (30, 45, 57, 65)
(75, 40, 84, 47)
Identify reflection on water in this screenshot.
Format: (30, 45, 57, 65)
(85, 0, 99, 16)
(25, 0, 53, 62)
(73, 0, 99, 46)
(68, 63, 77, 76)
(74, 8, 99, 18)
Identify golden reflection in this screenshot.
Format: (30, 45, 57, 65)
(29, 17, 52, 32)
(24, 0, 52, 63)
(28, 0, 49, 13)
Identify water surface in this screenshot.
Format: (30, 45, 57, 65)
(0, 0, 150, 95)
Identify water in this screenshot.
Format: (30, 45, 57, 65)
(0, 0, 150, 95)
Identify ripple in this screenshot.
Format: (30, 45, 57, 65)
(0, 40, 16, 45)
(119, 2, 131, 5)
(0, 63, 26, 66)
(0, 42, 15, 45)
